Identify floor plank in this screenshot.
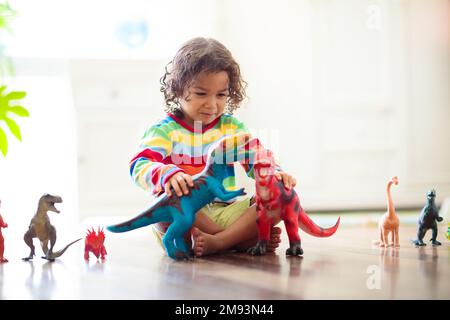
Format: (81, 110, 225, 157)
(0, 220, 448, 300)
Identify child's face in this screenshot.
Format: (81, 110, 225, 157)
(180, 71, 229, 127)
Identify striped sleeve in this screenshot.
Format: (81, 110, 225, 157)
(129, 126, 184, 195)
(228, 116, 256, 179)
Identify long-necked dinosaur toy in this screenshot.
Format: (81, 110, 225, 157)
(373, 176, 400, 247)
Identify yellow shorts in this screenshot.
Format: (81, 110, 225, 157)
(151, 197, 252, 250)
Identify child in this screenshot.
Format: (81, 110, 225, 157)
(130, 37, 297, 257)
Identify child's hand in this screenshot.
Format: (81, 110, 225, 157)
(165, 172, 194, 197)
(274, 172, 296, 190)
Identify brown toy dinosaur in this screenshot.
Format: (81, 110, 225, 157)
(373, 176, 400, 247)
(22, 194, 81, 262)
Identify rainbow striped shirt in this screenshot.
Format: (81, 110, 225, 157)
(130, 113, 254, 197)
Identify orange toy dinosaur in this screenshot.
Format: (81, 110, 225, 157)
(374, 176, 400, 247)
(0, 200, 8, 263)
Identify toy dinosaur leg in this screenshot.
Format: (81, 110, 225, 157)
(41, 240, 49, 258)
(44, 225, 57, 261)
(393, 227, 400, 247)
(173, 219, 194, 259)
(284, 212, 303, 256)
(22, 229, 36, 261)
(248, 208, 272, 256)
(430, 224, 441, 246)
(84, 248, 90, 260)
(385, 229, 393, 247)
(378, 227, 385, 247)
(412, 227, 426, 246)
(0, 233, 7, 263)
(163, 214, 193, 260)
(100, 246, 107, 260)
(380, 228, 389, 247)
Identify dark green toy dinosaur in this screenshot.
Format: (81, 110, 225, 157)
(412, 189, 444, 246)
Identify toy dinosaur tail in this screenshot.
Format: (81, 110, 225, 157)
(106, 202, 164, 233)
(106, 216, 151, 233)
(47, 238, 82, 259)
(298, 207, 340, 237)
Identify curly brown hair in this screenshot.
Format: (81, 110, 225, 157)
(160, 37, 247, 117)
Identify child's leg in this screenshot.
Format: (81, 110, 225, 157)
(232, 227, 282, 253)
(193, 211, 224, 234)
(182, 211, 225, 250)
(192, 205, 281, 257)
(154, 207, 228, 252)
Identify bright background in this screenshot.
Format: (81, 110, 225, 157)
(0, 0, 449, 233)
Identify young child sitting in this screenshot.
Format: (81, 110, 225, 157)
(129, 37, 297, 257)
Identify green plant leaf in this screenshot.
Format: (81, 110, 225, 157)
(0, 2, 15, 32)
(4, 117, 21, 141)
(0, 127, 7, 156)
(0, 85, 28, 157)
(8, 105, 29, 117)
(5, 90, 26, 100)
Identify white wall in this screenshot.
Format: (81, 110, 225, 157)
(221, 0, 450, 210)
(0, 59, 79, 240)
(2, 0, 449, 219)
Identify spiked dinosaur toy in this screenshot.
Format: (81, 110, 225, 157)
(412, 189, 443, 246)
(85, 227, 107, 260)
(373, 176, 400, 247)
(107, 133, 253, 260)
(22, 194, 81, 262)
(248, 149, 340, 256)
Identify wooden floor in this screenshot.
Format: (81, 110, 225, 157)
(0, 220, 449, 300)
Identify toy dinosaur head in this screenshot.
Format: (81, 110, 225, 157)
(391, 176, 399, 185)
(254, 149, 276, 178)
(427, 189, 436, 200)
(40, 194, 63, 213)
(86, 227, 106, 258)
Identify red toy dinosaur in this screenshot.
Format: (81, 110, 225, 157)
(85, 227, 107, 260)
(248, 149, 340, 256)
(0, 200, 8, 263)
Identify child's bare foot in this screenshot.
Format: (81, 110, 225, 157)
(192, 226, 283, 257)
(267, 227, 282, 252)
(191, 227, 223, 257)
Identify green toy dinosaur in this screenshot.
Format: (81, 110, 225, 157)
(412, 189, 444, 246)
(22, 194, 81, 262)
